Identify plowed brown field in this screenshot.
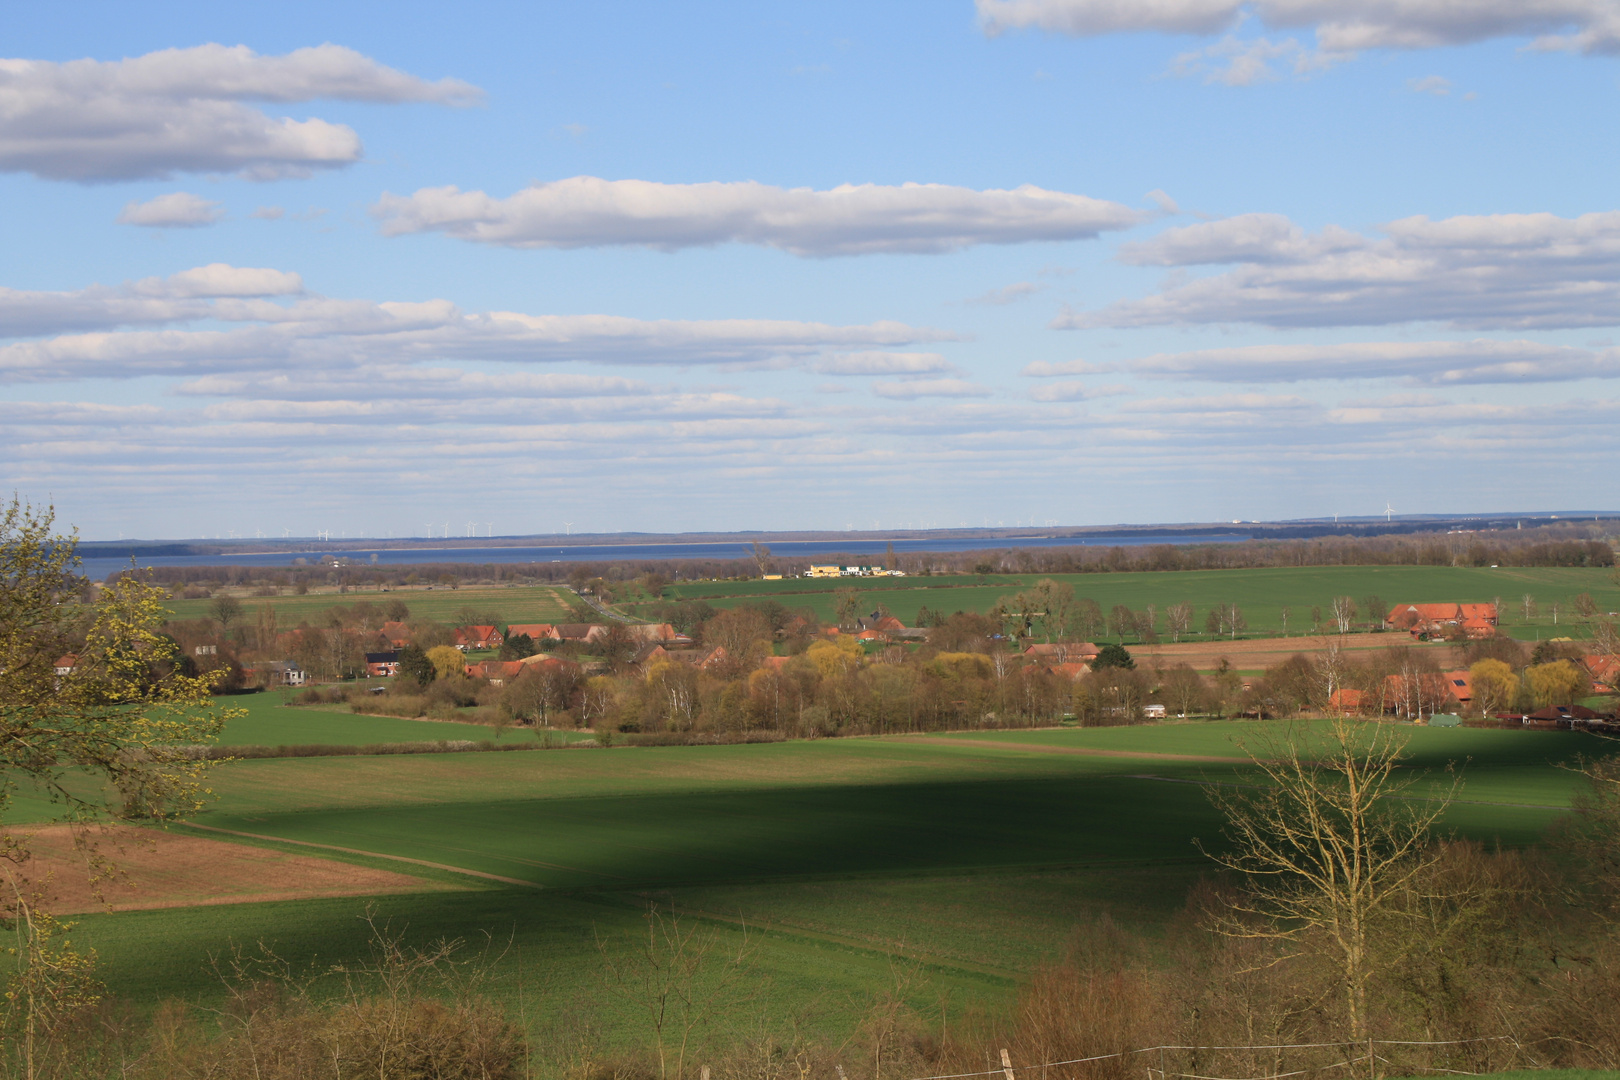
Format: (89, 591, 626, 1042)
(1129, 634, 1454, 672)
(9, 825, 459, 914)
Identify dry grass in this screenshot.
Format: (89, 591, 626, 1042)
(10, 825, 459, 914)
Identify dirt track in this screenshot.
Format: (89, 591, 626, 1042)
(5, 824, 458, 914)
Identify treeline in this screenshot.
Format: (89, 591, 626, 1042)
(109, 522, 1614, 593)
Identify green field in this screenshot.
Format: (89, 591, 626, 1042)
(161, 582, 580, 625)
(210, 688, 535, 745)
(55, 721, 1602, 1065)
(632, 565, 1620, 640)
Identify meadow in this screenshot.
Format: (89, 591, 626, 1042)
(160, 582, 581, 625)
(48, 721, 1600, 1066)
(635, 565, 1620, 639)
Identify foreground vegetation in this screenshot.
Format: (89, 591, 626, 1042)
(9, 503, 1620, 1079)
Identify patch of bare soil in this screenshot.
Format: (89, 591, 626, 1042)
(5, 825, 458, 914)
(1130, 635, 1451, 672)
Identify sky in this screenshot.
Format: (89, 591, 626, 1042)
(3, 1, 1618, 540)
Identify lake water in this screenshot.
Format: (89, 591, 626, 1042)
(79, 532, 1250, 581)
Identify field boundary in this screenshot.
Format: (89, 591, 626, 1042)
(180, 823, 542, 889)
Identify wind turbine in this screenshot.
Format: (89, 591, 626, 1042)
(563, 521, 573, 536)
(442, 521, 451, 538)
(485, 522, 493, 537)
(1384, 502, 1395, 522)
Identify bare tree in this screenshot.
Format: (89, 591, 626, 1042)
(1279, 605, 1290, 637)
(210, 594, 244, 629)
(1522, 593, 1537, 622)
(1202, 718, 1459, 1048)
(597, 904, 750, 1080)
(749, 541, 772, 578)
(1166, 602, 1193, 643)
(1331, 596, 1358, 635)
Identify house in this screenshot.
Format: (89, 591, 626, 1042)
(505, 623, 561, 642)
(465, 659, 526, 685)
(379, 621, 413, 648)
(1387, 602, 1498, 635)
(1330, 688, 1370, 712)
(453, 625, 503, 651)
(1024, 642, 1102, 664)
(365, 651, 400, 678)
(1441, 670, 1473, 704)
(250, 660, 307, 687)
(555, 623, 609, 644)
(627, 623, 679, 643)
(1582, 654, 1619, 693)
(1143, 704, 1167, 719)
(1049, 661, 1092, 681)
(53, 654, 78, 677)
(629, 643, 671, 670)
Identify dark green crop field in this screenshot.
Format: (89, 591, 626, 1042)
(634, 565, 1620, 639)
(55, 721, 1602, 1065)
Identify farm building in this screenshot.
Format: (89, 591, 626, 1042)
(627, 623, 682, 643)
(365, 651, 400, 677)
(379, 621, 413, 648)
(556, 623, 609, 643)
(1330, 688, 1370, 712)
(464, 659, 525, 685)
(505, 623, 561, 641)
(53, 654, 77, 677)
(1386, 602, 1498, 638)
(1024, 642, 1102, 664)
(249, 660, 306, 687)
(453, 625, 503, 651)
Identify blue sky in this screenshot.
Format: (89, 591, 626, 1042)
(4, 1, 1618, 539)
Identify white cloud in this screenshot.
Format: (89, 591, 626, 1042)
(976, 0, 1620, 54)
(872, 378, 994, 399)
(1021, 358, 1118, 376)
(963, 282, 1042, 306)
(0, 266, 952, 382)
(1170, 35, 1348, 85)
(811, 351, 959, 375)
(371, 176, 1144, 256)
(251, 205, 285, 220)
(0, 263, 302, 338)
(1126, 339, 1620, 383)
(1028, 380, 1132, 401)
(0, 43, 480, 182)
(1408, 74, 1452, 95)
(116, 191, 224, 227)
(1067, 210, 1620, 330)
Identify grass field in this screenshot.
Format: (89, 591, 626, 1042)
(630, 565, 1620, 640)
(161, 583, 580, 625)
(213, 688, 529, 745)
(53, 720, 1602, 1065)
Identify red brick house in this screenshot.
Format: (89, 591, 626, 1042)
(453, 625, 503, 651)
(365, 651, 400, 677)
